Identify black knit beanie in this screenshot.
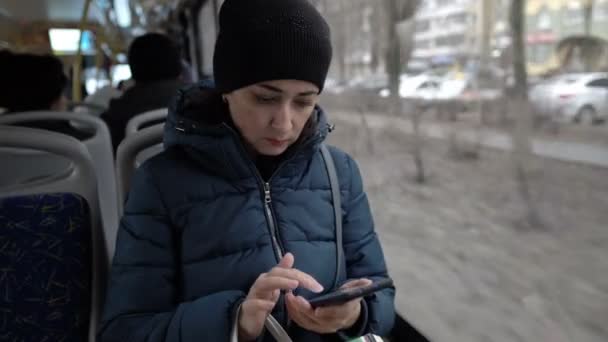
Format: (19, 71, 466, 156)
(213, 0, 332, 94)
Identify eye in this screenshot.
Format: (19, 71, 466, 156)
(294, 99, 314, 108)
(255, 94, 279, 104)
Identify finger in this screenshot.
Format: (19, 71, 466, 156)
(296, 295, 313, 311)
(313, 299, 358, 320)
(286, 294, 316, 319)
(286, 294, 334, 333)
(285, 293, 309, 323)
(250, 276, 298, 297)
(285, 294, 314, 314)
(277, 252, 295, 269)
(270, 289, 280, 302)
(340, 278, 373, 289)
(267, 268, 323, 293)
(242, 298, 277, 314)
(296, 309, 339, 334)
(285, 293, 300, 313)
(294, 296, 326, 325)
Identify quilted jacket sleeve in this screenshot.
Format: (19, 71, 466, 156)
(98, 164, 245, 342)
(339, 152, 396, 337)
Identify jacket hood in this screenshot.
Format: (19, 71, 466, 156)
(163, 80, 332, 181)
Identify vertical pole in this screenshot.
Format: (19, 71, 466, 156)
(73, 0, 93, 102)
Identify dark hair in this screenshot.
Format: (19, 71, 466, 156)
(0, 50, 68, 112)
(128, 33, 182, 83)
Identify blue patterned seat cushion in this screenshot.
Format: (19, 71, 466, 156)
(0, 193, 91, 341)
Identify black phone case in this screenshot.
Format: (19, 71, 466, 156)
(308, 278, 393, 307)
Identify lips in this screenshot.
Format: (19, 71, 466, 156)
(266, 138, 288, 147)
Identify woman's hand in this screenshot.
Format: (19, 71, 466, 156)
(285, 278, 372, 334)
(238, 253, 324, 341)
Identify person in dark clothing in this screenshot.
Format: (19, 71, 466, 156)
(0, 50, 90, 140)
(99, 0, 395, 341)
(100, 32, 185, 152)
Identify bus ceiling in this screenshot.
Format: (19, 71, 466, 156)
(0, 0, 106, 23)
(1, 0, 205, 101)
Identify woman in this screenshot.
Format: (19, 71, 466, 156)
(99, 0, 395, 341)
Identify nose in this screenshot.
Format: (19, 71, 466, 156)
(270, 103, 293, 133)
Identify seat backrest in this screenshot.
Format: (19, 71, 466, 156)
(0, 148, 73, 189)
(125, 108, 168, 137)
(116, 124, 164, 215)
(0, 125, 107, 342)
(135, 143, 164, 167)
(0, 112, 119, 264)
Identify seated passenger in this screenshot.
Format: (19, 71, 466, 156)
(78, 84, 122, 115)
(0, 50, 89, 139)
(100, 33, 186, 152)
(98, 0, 395, 341)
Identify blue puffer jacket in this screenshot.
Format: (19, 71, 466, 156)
(99, 82, 395, 341)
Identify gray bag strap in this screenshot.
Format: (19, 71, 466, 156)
(264, 314, 292, 342)
(320, 143, 344, 290)
(231, 308, 293, 342)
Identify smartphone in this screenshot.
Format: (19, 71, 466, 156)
(308, 278, 393, 308)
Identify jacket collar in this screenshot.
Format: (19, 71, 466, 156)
(164, 80, 332, 182)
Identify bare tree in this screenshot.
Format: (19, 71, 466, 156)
(509, 0, 543, 228)
(383, 0, 424, 182)
(369, 0, 386, 74)
(385, 0, 420, 97)
(583, 0, 595, 36)
(449, 0, 495, 161)
(510, 0, 528, 101)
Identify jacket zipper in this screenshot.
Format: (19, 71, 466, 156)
(263, 182, 284, 259)
(180, 121, 326, 330)
(263, 181, 294, 329)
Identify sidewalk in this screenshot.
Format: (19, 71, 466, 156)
(331, 111, 608, 168)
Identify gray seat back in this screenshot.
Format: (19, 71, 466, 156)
(125, 108, 168, 137)
(0, 111, 119, 263)
(116, 124, 165, 215)
(0, 125, 107, 342)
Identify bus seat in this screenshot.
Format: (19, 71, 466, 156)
(0, 193, 93, 341)
(116, 123, 164, 215)
(0, 126, 107, 342)
(0, 147, 73, 189)
(135, 143, 164, 167)
(0, 112, 119, 264)
(125, 108, 168, 137)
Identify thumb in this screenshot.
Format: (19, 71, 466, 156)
(341, 278, 373, 289)
(278, 252, 295, 269)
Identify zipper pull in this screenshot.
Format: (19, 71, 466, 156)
(264, 182, 272, 204)
(175, 120, 186, 132)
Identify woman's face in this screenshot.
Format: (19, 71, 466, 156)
(224, 79, 319, 156)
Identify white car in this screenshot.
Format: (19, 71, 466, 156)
(529, 73, 608, 124)
(379, 74, 442, 100)
(400, 75, 442, 100)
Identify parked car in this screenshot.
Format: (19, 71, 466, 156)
(438, 79, 503, 101)
(378, 74, 442, 100)
(349, 73, 387, 89)
(529, 72, 608, 124)
(400, 74, 442, 100)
